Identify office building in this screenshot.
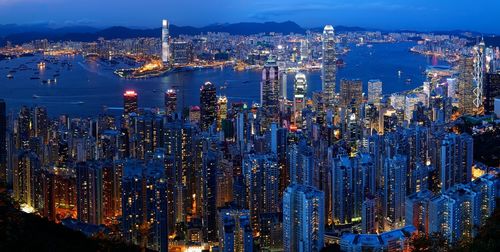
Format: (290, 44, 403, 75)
(458, 58, 475, 115)
(165, 89, 177, 116)
(162, 19, 170, 64)
(200, 81, 217, 131)
(367, 79, 382, 104)
(171, 40, 192, 65)
(322, 25, 336, 105)
(123, 90, 138, 115)
(340, 79, 363, 108)
(217, 96, 228, 131)
(293, 73, 307, 128)
(261, 58, 280, 129)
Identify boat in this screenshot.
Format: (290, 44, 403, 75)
(405, 78, 412, 83)
(6, 74, 13, 79)
(32, 95, 40, 99)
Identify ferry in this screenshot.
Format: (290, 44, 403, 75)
(6, 74, 14, 79)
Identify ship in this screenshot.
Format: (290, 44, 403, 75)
(336, 59, 346, 67)
(6, 74, 13, 79)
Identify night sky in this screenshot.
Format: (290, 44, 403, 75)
(0, 0, 498, 33)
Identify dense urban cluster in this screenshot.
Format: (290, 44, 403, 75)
(1, 20, 499, 252)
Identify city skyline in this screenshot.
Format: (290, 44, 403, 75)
(0, 0, 500, 33)
(1, 2, 500, 251)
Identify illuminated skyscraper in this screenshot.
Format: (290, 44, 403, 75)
(458, 58, 475, 115)
(121, 160, 167, 252)
(0, 99, 6, 183)
(217, 96, 228, 131)
(300, 39, 309, 62)
(200, 81, 217, 131)
(162, 19, 170, 64)
(218, 207, 253, 252)
(76, 161, 103, 225)
(382, 155, 407, 231)
(165, 89, 177, 115)
(283, 183, 325, 252)
(437, 133, 473, 193)
(473, 39, 485, 110)
(293, 73, 307, 128)
(261, 58, 280, 129)
(16, 106, 31, 150)
(123, 90, 138, 115)
(243, 154, 279, 235)
(13, 150, 40, 209)
(367, 79, 382, 104)
(340, 79, 363, 108)
(322, 25, 336, 105)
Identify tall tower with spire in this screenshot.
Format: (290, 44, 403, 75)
(322, 25, 336, 106)
(473, 37, 485, 113)
(162, 19, 170, 64)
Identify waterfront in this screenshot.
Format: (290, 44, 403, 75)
(0, 42, 445, 116)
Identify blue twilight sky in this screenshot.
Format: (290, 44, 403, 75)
(0, 0, 498, 33)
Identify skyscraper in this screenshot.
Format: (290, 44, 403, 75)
(458, 58, 475, 115)
(161, 19, 170, 64)
(243, 153, 279, 234)
(283, 183, 325, 252)
(76, 161, 103, 225)
(322, 25, 336, 105)
(382, 154, 407, 231)
(473, 39, 485, 110)
(437, 133, 473, 193)
(340, 79, 363, 108)
(484, 72, 500, 113)
(217, 96, 228, 131)
(293, 73, 307, 128)
(200, 81, 217, 131)
(261, 58, 280, 129)
(165, 89, 177, 115)
(121, 160, 167, 252)
(367, 79, 382, 104)
(0, 99, 6, 183)
(123, 90, 138, 115)
(218, 206, 253, 252)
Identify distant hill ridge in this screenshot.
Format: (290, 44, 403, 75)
(0, 21, 492, 46)
(0, 21, 364, 45)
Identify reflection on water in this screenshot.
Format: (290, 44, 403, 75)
(0, 42, 446, 117)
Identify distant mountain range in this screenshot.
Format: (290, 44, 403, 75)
(0, 21, 494, 47)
